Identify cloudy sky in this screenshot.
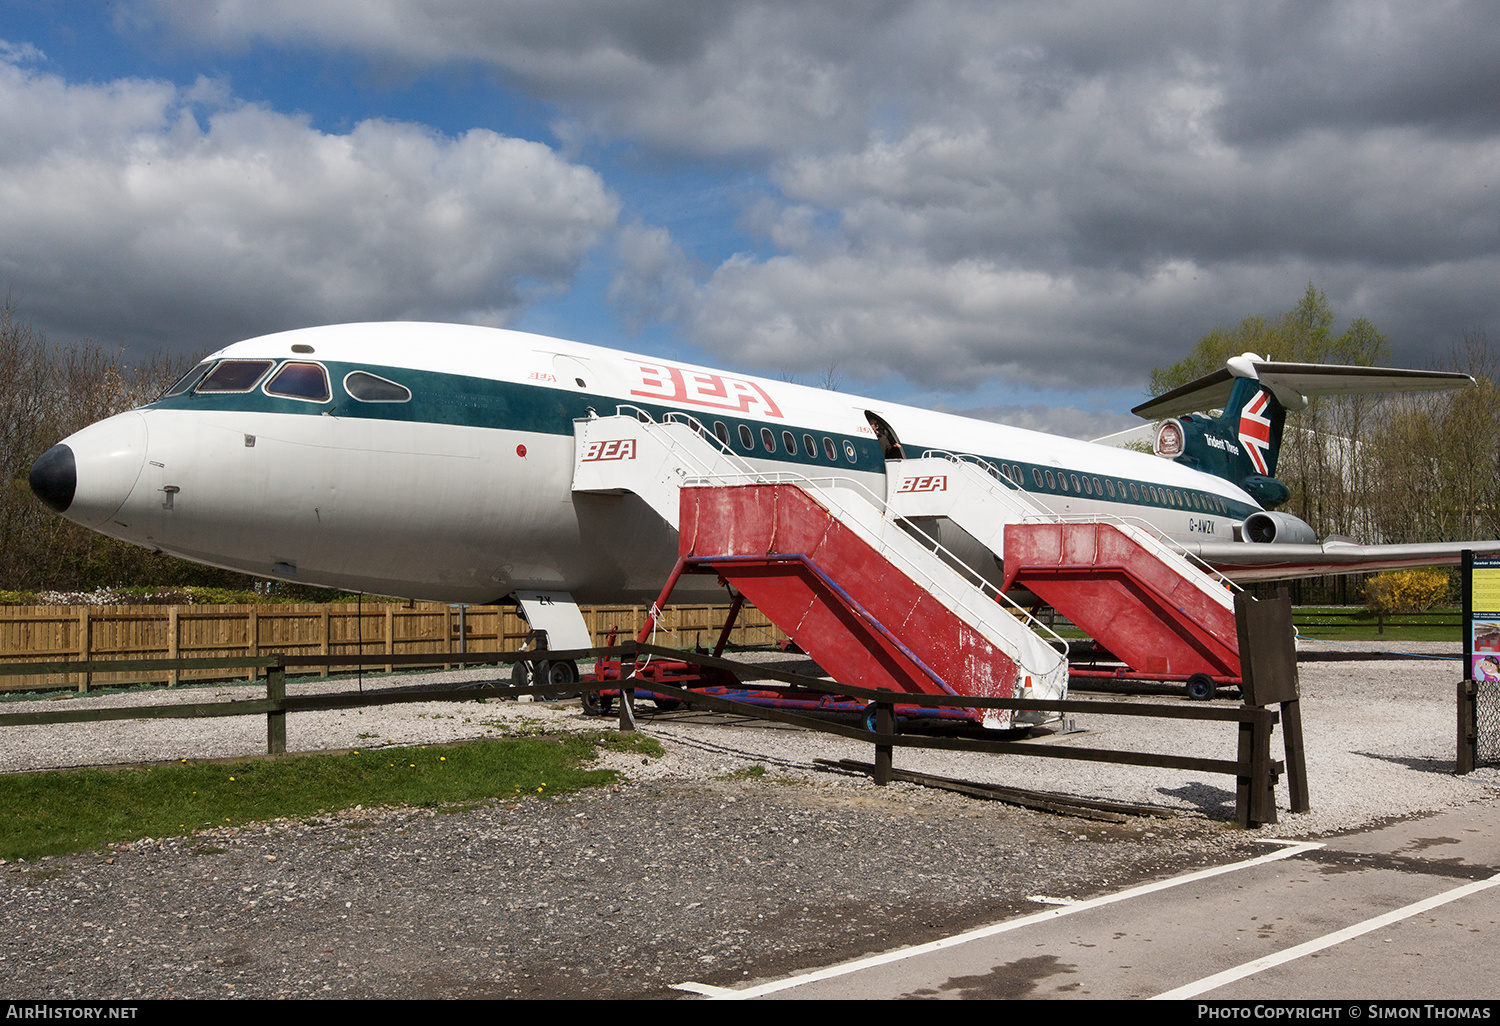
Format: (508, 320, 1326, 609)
(2, 1, 1497, 436)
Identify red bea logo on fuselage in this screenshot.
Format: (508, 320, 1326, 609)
(630, 363, 785, 420)
(581, 439, 637, 462)
(897, 475, 947, 493)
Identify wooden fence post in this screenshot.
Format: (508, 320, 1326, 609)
(385, 606, 395, 673)
(873, 700, 895, 785)
(246, 608, 259, 681)
(320, 606, 330, 677)
(266, 655, 286, 755)
(1236, 708, 1279, 828)
(1458, 679, 1477, 775)
(167, 607, 180, 686)
(76, 609, 90, 693)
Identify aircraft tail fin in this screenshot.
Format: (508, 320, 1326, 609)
(1133, 354, 1474, 508)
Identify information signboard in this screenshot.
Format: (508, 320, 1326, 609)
(1464, 550, 1500, 681)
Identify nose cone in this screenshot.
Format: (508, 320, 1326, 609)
(32, 412, 150, 527)
(29, 444, 77, 513)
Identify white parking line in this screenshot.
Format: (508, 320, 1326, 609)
(1152, 872, 1500, 1000)
(674, 839, 1324, 999)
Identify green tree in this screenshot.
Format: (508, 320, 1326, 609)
(0, 306, 265, 592)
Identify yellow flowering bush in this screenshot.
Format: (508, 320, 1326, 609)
(1363, 570, 1450, 614)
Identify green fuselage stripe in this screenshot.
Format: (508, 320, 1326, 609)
(148, 360, 1258, 520)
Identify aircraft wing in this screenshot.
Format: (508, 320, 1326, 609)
(1184, 538, 1500, 582)
(1134, 362, 1475, 421)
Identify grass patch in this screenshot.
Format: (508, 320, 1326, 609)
(1293, 606, 1461, 642)
(0, 732, 659, 862)
(715, 764, 768, 781)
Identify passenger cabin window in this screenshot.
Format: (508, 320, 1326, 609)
(344, 371, 412, 403)
(196, 360, 274, 393)
(714, 422, 730, 447)
(163, 362, 213, 398)
(264, 362, 331, 402)
(803, 433, 817, 457)
(761, 427, 777, 452)
(738, 425, 755, 450)
(823, 437, 837, 461)
(782, 431, 798, 455)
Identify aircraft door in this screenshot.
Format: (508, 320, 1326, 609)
(864, 410, 906, 504)
(865, 411, 906, 460)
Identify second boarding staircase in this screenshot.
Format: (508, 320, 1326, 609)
(572, 410, 1071, 727)
(886, 455, 1242, 682)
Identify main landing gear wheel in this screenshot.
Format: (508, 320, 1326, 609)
(542, 659, 580, 700)
(510, 659, 580, 697)
(1185, 673, 1218, 701)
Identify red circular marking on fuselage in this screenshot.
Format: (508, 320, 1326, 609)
(516, 444, 527, 458)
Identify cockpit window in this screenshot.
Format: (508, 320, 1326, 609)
(264, 361, 331, 402)
(196, 360, 274, 393)
(162, 361, 213, 398)
(344, 371, 412, 403)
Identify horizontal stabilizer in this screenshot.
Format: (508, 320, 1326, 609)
(1134, 359, 1474, 421)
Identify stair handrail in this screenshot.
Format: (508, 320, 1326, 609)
(593, 405, 760, 479)
(917, 449, 1239, 593)
(683, 467, 1071, 675)
(588, 412, 1068, 675)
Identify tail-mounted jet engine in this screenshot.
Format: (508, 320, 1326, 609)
(1242, 510, 1318, 544)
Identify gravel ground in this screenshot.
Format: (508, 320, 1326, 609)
(2, 641, 1497, 999)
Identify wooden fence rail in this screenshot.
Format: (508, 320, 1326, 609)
(0, 641, 1286, 827)
(0, 602, 787, 693)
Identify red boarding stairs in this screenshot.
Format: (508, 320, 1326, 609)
(1001, 522, 1241, 689)
(650, 477, 1071, 728)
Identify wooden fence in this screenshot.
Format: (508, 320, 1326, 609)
(0, 602, 787, 692)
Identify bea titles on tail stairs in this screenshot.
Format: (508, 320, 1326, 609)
(27, 322, 1494, 723)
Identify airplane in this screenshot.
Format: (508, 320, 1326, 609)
(24, 321, 1497, 666)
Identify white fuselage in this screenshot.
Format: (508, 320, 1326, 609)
(40, 322, 1257, 603)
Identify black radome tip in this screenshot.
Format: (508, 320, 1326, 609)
(29, 443, 76, 513)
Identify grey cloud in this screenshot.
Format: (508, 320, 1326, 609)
(138, 0, 909, 159)
(607, 222, 698, 334)
(1217, 2, 1500, 141)
(948, 403, 1141, 441)
(0, 60, 619, 353)
(121, 2, 1500, 394)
